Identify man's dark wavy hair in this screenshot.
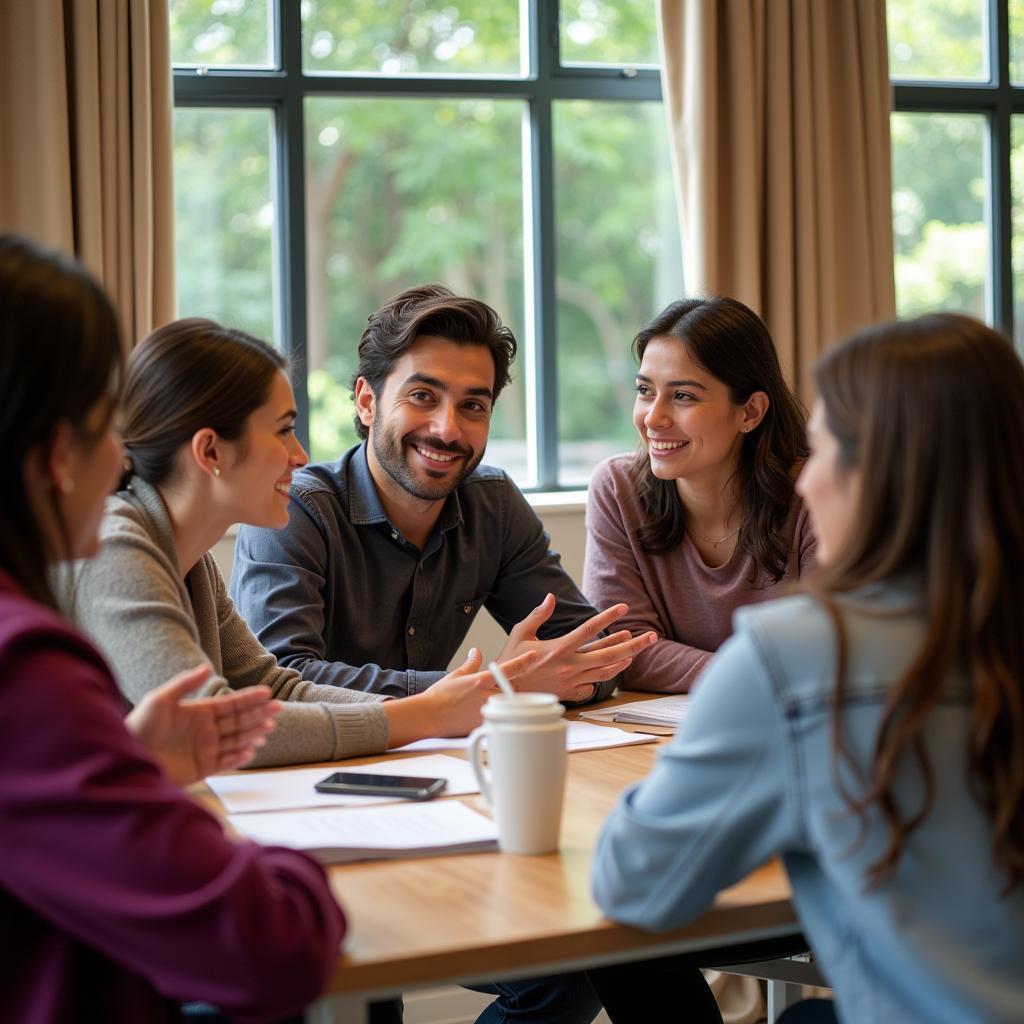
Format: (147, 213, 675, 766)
(350, 284, 517, 440)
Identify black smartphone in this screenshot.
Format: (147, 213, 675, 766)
(314, 771, 447, 800)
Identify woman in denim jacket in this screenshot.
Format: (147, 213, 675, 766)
(592, 313, 1024, 1024)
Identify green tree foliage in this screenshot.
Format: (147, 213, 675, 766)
(303, 0, 521, 74)
(172, 2, 1013, 474)
(886, 2, 1005, 328)
(560, 0, 659, 66)
(888, 0, 985, 80)
(173, 108, 276, 342)
(304, 93, 526, 454)
(170, 0, 271, 65)
(171, 0, 677, 475)
(554, 99, 681, 456)
(890, 111, 986, 320)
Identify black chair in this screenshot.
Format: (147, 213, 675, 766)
(776, 999, 838, 1023)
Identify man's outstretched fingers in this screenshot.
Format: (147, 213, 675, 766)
(563, 603, 629, 648)
(577, 657, 634, 685)
(584, 630, 656, 667)
(507, 593, 557, 645)
(577, 630, 632, 654)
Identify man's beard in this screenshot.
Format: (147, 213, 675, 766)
(372, 424, 482, 501)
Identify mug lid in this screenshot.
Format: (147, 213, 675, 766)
(482, 692, 565, 718)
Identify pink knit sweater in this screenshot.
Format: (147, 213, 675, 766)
(584, 454, 817, 693)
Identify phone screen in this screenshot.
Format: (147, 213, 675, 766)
(314, 771, 447, 799)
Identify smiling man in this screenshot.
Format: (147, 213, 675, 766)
(231, 284, 654, 707)
(230, 284, 654, 1024)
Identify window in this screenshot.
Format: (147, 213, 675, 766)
(170, 1, 681, 489)
(888, 0, 1024, 348)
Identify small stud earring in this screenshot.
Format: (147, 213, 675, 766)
(212, 466, 221, 478)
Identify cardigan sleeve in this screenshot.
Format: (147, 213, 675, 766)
(68, 513, 389, 767)
(0, 633, 345, 1017)
(583, 458, 712, 693)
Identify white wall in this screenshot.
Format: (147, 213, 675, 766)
(213, 494, 590, 669)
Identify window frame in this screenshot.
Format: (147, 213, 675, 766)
(890, 0, 1022, 336)
(172, 0, 663, 490)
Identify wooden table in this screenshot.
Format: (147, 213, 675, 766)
(202, 707, 803, 1023)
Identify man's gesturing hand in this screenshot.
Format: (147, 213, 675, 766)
(496, 594, 657, 702)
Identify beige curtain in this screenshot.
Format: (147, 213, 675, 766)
(658, 0, 896, 397)
(0, 0, 175, 348)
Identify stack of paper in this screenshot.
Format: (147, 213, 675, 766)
(580, 694, 690, 729)
(229, 800, 498, 864)
(389, 720, 656, 754)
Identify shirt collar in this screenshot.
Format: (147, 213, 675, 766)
(348, 442, 391, 526)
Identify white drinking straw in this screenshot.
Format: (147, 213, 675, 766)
(487, 660, 518, 699)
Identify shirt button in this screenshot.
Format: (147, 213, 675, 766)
(391, 531, 399, 541)
(463, 605, 472, 614)
(408, 626, 416, 637)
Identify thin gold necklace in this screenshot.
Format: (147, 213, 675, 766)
(689, 523, 743, 548)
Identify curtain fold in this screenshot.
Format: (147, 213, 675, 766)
(0, 0, 175, 348)
(658, 0, 895, 396)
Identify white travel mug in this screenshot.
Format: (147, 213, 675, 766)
(467, 692, 567, 855)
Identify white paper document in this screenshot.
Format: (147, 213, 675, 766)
(228, 799, 498, 863)
(207, 754, 479, 815)
(389, 720, 656, 754)
(579, 694, 691, 729)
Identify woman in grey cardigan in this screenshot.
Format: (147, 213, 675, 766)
(65, 318, 535, 768)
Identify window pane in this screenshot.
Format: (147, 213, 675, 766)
(887, 0, 986, 81)
(173, 108, 278, 343)
(560, 0, 659, 67)
(554, 100, 683, 486)
(1011, 0, 1024, 84)
(304, 98, 526, 478)
(891, 112, 987, 321)
(302, 1, 521, 76)
(169, 0, 273, 68)
(1012, 116, 1024, 346)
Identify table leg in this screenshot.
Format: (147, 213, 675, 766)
(766, 980, 802, 1022)
(306, 994, 368, 1024)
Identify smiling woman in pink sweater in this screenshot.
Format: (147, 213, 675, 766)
(584, 296, 816, 693)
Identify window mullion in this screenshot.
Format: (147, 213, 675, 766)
(276, 0, 311, 451)
(525, 0, 560, 489)
(990, 0, 1015, 338)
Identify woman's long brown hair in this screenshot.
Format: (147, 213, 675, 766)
(812, 313, 1024, 890)
(628, 297, 808, 581)
(0, 234, 122, 609)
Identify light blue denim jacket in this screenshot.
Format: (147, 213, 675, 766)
(592, 583, 1024, 1023)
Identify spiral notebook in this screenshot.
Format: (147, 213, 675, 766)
(579, 694, 690, 729)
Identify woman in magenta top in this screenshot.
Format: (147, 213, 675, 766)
(0, 233, 344, 1023)
(584, 296, 816, 693)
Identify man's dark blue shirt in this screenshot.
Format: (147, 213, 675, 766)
(231, 443, 612, 701)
